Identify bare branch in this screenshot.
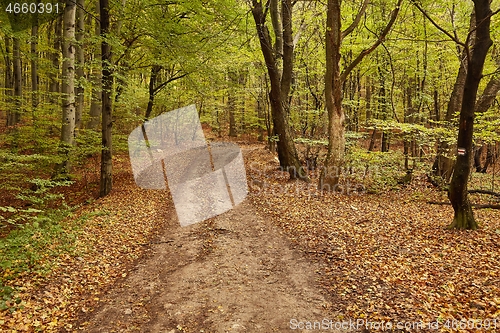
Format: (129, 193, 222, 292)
(410, 0, 466, 48)
(341, 0, 402, 83)
(341, 0, 370, 40)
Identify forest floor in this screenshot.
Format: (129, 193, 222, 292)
(1, 142, 500, 332)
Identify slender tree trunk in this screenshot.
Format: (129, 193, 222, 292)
(365, 76, 372, 126)
(12, 37, 22, 125)
(75, 0, 85, 129)
(448, 0, 492, 230)
(145, 65, 161, 121)
(250, 0, 307, 181)
(59, 0, 77, 175)
(228, 71, 238, 137)
(379, 63, 389, 152)
(4, 36, 14, 126)
(432, 89, 439, 123)
(319, 0, 344, 190)
(50, 15, 63, 102)
(99, 0, 113, 197)
(31, 22, 39, 113)
(270, 0, 283, 58)
(433, 12, 475, 181)
(88, 0, 101, 129)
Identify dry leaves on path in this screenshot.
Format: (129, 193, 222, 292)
(247, 146, 500, 332)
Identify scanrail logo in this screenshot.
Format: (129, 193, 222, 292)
(128, 105, 248, 227)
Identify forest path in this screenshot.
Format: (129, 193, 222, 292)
(77, 149, 347, 333)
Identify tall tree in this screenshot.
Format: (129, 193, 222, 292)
(432, 10, 476, 182)
(99, 0, 113, 197)
(88, 0, 101, 129)
(31, 18, 39, 112)
(75, 0, 85, 129)
(249, 0, 308, 181)
(320, 0, 401, 190)
(448, 0, 493, 229)
(4, 36, 14, 126)
(49, 15, 62, 101)
(59, 0, 77, 174)
(8, 36, 22, 126)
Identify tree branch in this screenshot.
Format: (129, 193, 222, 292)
(152, 73, 188, 96)
(341, 0, 370, 40)
(468, 189, 500, 198)
(410, 0, 467, 48)
(341, 0, 402, 83)
(428, 201, 500, 209)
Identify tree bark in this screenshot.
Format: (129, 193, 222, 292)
(50, 15, 63, 102)
(228, 70, 238, 137)
(4, 36, 13, 126)
(75, 0, 85, 130)
(88, 0, 102, 129)
(250, 0, 307, 181)
(31, 22, 39, 113)
(448, 0, 492, 230)
(10, 37, 22, 126)
(320, 0, 402, 190)
(100, 0, 113, 197)
(59, 0, 77, 175)
(432, 12, 475, 181)
(145, 65, 161, 121)
(319, 0, 344, 190)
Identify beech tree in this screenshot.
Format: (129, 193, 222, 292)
(100, 0, 113, 197)
(59, 0, 77, 175)
(448, 0, 493, 229)
(320, 0, 402, 190)
(413, 0, 495, 229)
(249, 0, 308, 181)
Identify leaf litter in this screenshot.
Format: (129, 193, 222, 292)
(0, 144, 499, 332)
(247, 145, 500, 332)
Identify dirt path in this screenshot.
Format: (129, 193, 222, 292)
(77, 197, 347, 333)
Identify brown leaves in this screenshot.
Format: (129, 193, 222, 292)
(0, 160, 170, 332)
(247, 145, 500, 330)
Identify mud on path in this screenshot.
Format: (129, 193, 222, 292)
(78, 197, 346, 333)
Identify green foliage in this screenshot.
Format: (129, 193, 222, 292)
(345, 148, 408, 193)
(0, 281, 21, 313)
(16, 178, 73, 207)
(0, 207, 77, 277)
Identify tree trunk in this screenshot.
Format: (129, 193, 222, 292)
(319, 0, 344, 190)
(4, 36, 13, 126)
(448, 0, 492, 230)
(320, 0, 401, 190)
(88, 0, 101, 129)
(75, 0, 85, 130)
(59, 0, 77, 175)
(433, 12, 475, 181)
(31, 22, 39, 113)
(365, 76, 372, 126)
(145, 65, 161, 121)
(50, 15, 62, 102)
(228, 71, 238, 137)
(11, 37, 22, 126)
(99, 0, 113, 197)
(250, 0, 307, 181)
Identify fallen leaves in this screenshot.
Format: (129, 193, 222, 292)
(246, 145, 500, 332)
(0, 158, 170, 332)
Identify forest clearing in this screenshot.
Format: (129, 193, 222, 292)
(1, 0, 500, 331)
